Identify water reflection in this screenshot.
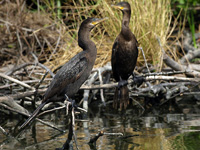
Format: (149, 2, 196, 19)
(1, 98, 200, 150)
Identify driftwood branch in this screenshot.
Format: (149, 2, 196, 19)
(182, 32, 200, 52)
(0, 89, 46, 102)
(145, 75, 199, 82)
(0, 125, 8, 136)
(0, 103, 64, 132)
(38, 101, 87, 117)
(157, 37, 200, 77)
(0, 78, 51, 89)
(81, 75, 199, 90)
(88, 130, 104, 145)
(0, 72, 34, 90)
(0, 97, 29, 114)
(1, 72, 194, 103)
(56, 101, 80, 150)
(138, 47, 150, 73)
(88, 130, 123, 146)
(180, 49, 200, 64)
(6, 62, 54, 77)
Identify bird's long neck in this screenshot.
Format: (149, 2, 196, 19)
(121, 10, 132, 40)
(78, 27, 97, 61)
(78, 28, 96, 50)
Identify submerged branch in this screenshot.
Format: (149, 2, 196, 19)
(0, 103, 64, 132)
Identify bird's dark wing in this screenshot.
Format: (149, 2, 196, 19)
(111, 37, 120, 81)
(44, 51, 88, 100)
(132, 34, 139, 47)
(111, 32, 138, 81)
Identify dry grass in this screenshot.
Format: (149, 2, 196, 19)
(0, 2, 60, 66)
(47, 0, 173, 71)
(0, 0, 174, 72)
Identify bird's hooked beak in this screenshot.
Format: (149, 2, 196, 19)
(111, 4, 124, 10)
(91, 17, 108, 26)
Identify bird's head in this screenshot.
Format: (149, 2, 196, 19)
(111, 2, 131, 13)
(80, 17, 108, 31)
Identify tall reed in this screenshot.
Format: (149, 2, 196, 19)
(45, 0, 173, 71)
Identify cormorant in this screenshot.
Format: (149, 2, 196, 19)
(111, 2, 138, 109)
(20, 17, 107, 129)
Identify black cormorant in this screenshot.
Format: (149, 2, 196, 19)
(111, 2, 138, 109)
(20, 17, 107, 129)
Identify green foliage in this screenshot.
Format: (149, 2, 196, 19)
(56, 0, 62, 20)
(172, 132, 200, 150)
(191, 58, 200, 63)
(171, 0, 200, 48)
(31, 0, 62, 20)
(172, 0, 198, 10)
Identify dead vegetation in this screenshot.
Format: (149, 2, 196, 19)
(0, 0, 174, 72)
(0, 1, 200, 106)
(0, 1, 200, 149)
(0, 0, 200, 113)
(0, 2, 56, 65)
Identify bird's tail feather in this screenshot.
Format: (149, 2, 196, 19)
(113, 87, 119, 109)
(113, 85, 129, 110)
(20, 100, 48, 129)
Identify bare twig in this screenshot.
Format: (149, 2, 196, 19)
(72, 107, 79, 150)
(83, 71, 98, 110)
(146, 75, 199, 82)
(57, 104, 79, 150)
(0, 103, 64, 132)
(0, 19, 33, 32)
(131, 99, 145, 115)
(38, 102, 87, 117)
(98, 69, 106, 106)
(31, 52, 54, 77)
(38, 106, 65, 117)
(157, 36, 200, 77)
(88, 130, 123, 145)
(188, 64, 200, 72)
(88, 130, 104, 145)
(48, 27, 61, 62)
(0, 72, 34, 90)
(33, 32, 43, 52)
(142, 70, 192, 76)
(32, 71, 49, 107)
(0, 125, 8, 136)
(180, 49, 200, 64)
(0, 89, 46, 102)
(103, 132, 123, 136)
(6, 63, 33, 75)
(0, 97, 29, 114)
(16, 29, 23, 55)
(181, 92, 200, 96)
(0, 78, 51, 89)
(138, 47, 150, 73)
(80, 75, 199, 90)
(6, 62, 54, 77)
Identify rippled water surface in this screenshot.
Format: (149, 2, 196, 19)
(1, 97, 200, 150)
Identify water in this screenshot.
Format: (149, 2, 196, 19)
(1, 97, 200, 150)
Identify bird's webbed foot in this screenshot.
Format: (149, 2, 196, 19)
(64, 94, 78, 113)
(70, 99, 78, 109)
(114, 79, 129, 110)
(117, 80, 128, 98)
(118, 80, 128, 88)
